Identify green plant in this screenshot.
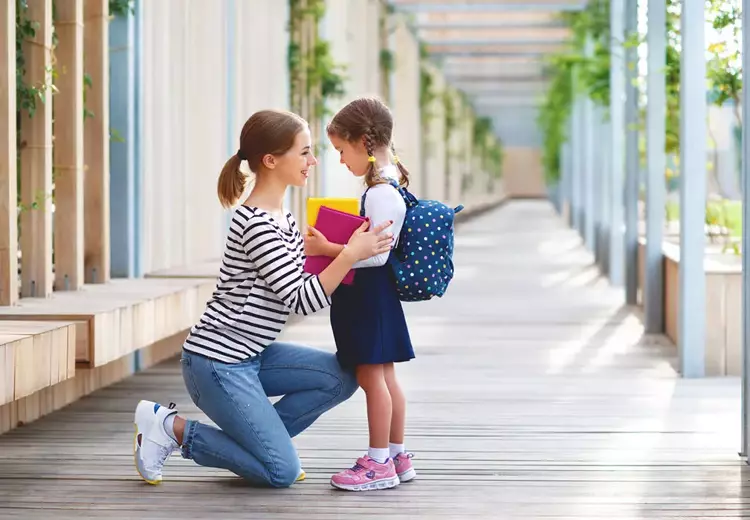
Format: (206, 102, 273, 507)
(443, 90, 455, 143)
(536, 0, 610, 184)
(310, 39, 346, 115)
(706, 0, 741, 125)
(287, 0, 346, 118)
(16, 0, 56, 120)
(536, 54, 576, 183)
(419, 42, 436, 130)
(470, 115, 503, 178)
(380, 49, 395, 76)
(109, 0, 134, 17)
(16, 0, 58, 216)
(16, 0, 134, 218)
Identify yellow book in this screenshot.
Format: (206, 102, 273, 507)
(306, 197, 360, 227)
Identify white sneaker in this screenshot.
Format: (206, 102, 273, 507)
(134, 400, 179, 484)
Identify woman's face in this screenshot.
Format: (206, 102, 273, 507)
(328, 134, 369, 177)
(266, 127, 317, 188)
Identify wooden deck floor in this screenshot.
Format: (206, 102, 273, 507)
(0, 201, 745, 519)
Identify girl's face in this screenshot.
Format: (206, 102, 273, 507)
(328, 134, 369, 177)
(264, 127, 317, 188)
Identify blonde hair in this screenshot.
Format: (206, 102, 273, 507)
(326, 96, 410, 189)
(218, 110, 308, 208)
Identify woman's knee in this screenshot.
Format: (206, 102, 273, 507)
(267, 453, 301, 488)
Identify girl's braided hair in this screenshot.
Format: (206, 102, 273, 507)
(326, 97, 410, 188)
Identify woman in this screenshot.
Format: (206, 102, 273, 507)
(133, 109, 394, 488)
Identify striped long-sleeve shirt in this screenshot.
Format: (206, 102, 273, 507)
(183, 205, 331, 363)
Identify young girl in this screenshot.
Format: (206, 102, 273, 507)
(304, 97, 416, 491)
(133, 109, 395, 487)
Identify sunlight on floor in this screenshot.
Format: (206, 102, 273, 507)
(539, 263, 601, 288)
(582, 313, 675, 375)
(537, 236, 581, 256)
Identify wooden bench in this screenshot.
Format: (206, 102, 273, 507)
(0, 321, 77, 407)
(0, 278, 216, 367)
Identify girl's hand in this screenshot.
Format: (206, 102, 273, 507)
(304, 226, 332, 257)
(344, 220, 394, 262)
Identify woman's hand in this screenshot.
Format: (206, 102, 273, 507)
(316, 219, 394, 296)
(344, 220, 394, 262)
(304, 226, 332, 257)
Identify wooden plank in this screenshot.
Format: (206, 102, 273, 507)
(0, 1, 18, 306)
(83, 0, 110, 284)
(54, 0, 85, 291)
(0, 320, 77, 405)
(19, 0, 54, 298)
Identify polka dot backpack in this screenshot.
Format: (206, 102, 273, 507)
(361, 180, 464, 302)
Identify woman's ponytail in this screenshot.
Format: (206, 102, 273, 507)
(217, 154, 248, 208)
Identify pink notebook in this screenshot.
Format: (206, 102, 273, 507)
(304, 205, 366, 285)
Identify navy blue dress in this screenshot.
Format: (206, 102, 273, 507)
(330, 252, 415, 368)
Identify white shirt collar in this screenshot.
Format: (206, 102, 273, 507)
(379, 164, 399, 180)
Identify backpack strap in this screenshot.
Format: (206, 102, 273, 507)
(359, 188, 369, 217)
(386, 179, 418, 208)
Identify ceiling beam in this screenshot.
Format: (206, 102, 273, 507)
(414, 19, 566, 30)
(430, 51, 549, 58)
(445, 74, 547, 83)
(422, 36, 569, 46)
(393, 3, 584, 13)
(473, 98, 541, 107)
(456, 84, 546, 94)
(441, 55, 541, 65)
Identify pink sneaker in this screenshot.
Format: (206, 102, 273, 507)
(393, 452, 416, 482)
(330, 456, 400, 491)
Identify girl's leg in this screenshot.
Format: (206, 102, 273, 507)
(329, 364, 400, 491)
(383, 363, 405, 447)
(134, 350, 302, 488)
(357, 364, 392, 460)
(384, 363, 416, 482)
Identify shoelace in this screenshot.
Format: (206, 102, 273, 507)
(145, 441, 175, 473)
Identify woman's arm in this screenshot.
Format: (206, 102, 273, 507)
(316, 219, 395, 293)
(240, 215, 330, 315)
(241, 214, 393, 313)
(312, 188, 404, 267)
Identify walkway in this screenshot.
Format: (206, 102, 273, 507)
(0, 201, 744, 519)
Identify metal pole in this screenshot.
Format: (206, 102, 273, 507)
(741, 0, 750, 458)
(599, 107, 611, 275)
(561, 141, 570, 217)
(608, 0, 625, 286)
(624, 0, 640, 304)
(677, 0, 706, 378)
(583, 37, 596, 252)
(594, 107, 603, 265)
(572, 67, 582, 233)
(644, 0, 666, 333)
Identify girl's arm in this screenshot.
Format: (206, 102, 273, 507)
(350, 186, 404, 268)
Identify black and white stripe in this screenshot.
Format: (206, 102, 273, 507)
(184, 206, 330, 363)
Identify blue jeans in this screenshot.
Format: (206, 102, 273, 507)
(179, 342, 358, 487)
